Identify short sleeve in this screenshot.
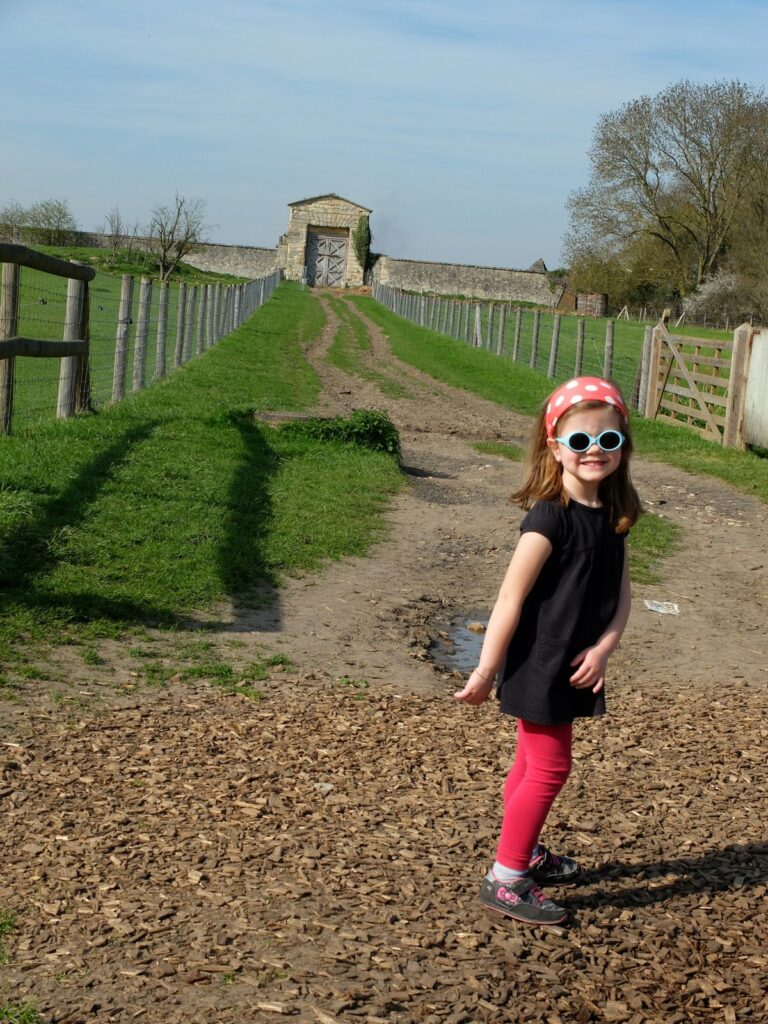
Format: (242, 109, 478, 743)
(520, 500, 565, 547)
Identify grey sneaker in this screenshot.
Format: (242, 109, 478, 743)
(479, 871, 568, 925)
(528, 845, 580, 885)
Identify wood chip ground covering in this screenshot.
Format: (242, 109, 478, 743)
(2, 675, 767, 1024)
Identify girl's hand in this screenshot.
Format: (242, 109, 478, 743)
(454, 668, 495, 705)
(569, 645, 610, 693)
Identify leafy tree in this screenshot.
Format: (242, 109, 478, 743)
(565, 80, 768, 297)
(146, 195, 208, 283)
(0, 200, 27, 243)
(26, 197, 78, 244)
(352, 215, 372, 272)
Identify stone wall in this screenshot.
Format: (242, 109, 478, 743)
(182, 243, 277, 279)
(15, 229, 277, 280)
(372, 255, 555, 305)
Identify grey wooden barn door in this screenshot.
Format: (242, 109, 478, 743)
(306, 231, 347, 286)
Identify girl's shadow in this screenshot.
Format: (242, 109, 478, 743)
(566, 842, 768, 910)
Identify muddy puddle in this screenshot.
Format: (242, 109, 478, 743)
(429, 611, 487, 673)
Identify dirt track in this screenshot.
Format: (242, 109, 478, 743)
(2, 294, 767, 1023)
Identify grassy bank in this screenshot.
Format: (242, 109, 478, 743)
(353, 296, 768, 505)
(37, 244, 247, 285)
(0, 284, 403, 675)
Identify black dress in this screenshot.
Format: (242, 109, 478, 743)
(497, 499, 626, 725)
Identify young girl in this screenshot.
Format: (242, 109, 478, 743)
(455, 376, 641, 925)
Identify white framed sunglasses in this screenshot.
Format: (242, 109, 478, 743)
(555, 429, 625, 453)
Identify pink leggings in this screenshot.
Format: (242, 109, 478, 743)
(496, 719, 573, 871)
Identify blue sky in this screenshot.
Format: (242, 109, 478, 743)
(2, 0, 767, 268)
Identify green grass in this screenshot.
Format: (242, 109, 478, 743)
(0, 1004, 41, 1024)
(354, 296, 768, 504)
(628, 512, 682, 585)
(473, 441, 524, 461)
(632, 418, 768, 501)
(0, 283, 404, 674)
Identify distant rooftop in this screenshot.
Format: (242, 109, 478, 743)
(288, 193, 372, 213)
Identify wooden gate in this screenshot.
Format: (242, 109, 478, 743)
(305, 231, 347, 287)
(644, 312, 754, 448)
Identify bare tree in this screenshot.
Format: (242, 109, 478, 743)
(146, 195, 208, 282)
(102, 205, 125, 257)
(26, 197, 79, 245)
(565, 80, 768, 297)
(0, 200, 28, 243)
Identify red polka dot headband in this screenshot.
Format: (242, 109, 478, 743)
(545, 377, 628, 438)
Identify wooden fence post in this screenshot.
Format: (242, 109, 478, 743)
(487, 305, 495, 350)
(496, 305, 506, 356)
(212, 285, 221, 344)
(58, 276, 86, 418)
(196, 286, 208, 355)
(154, 283, 169, 380)
(183, 286, 196, 362)
(723, 323, 753, 448)
(604, 319, 614, 379)
(132, 277, 152, 392)
(0, 263, 20, 434)
(575, 318, 585, 377)
(530, 310, 541, 369)
(644, 320, 665, 419)
(222, 286, 231, 333)
(74, 276, 92, 413)
(637, 326, 652, 413)
(548, 314, 561, 378)
(112, 274, 134, 403)
(473, 305, 482, 347)
(464, 302, 472, 343)
(173, 282, 187, 368)
(206, 285, 214, 349)
(512, 307, 522, 362)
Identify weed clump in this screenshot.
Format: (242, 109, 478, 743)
(282, 409, 400, 457)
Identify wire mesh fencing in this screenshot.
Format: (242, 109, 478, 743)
(372, 282, 650, 413)
(0, 246, 282, 434)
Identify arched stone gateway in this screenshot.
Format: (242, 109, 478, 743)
(275, 194, 371, 287)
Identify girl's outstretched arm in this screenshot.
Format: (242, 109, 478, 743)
(454, 531, 553, 705)
(569, 539, 631, 692)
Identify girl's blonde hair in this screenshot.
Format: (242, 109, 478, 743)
(511, 399, 642, 534)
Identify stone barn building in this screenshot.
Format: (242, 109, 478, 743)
(276, 194, 371, 287)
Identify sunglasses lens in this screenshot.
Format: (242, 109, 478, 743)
(599, 431, 623, 451)
(567, 432, 592, 452)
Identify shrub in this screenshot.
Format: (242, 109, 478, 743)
(281, 409, 400, 456)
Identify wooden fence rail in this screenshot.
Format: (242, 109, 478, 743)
(642, 311, 754, 448)
(0, 243, 282, 435)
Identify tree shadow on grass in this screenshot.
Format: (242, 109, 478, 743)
(0, 421, 170, 626)
(0, 412, 285, 638)
(567, 842, 768, 909)
(215, 410, 283, 632)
